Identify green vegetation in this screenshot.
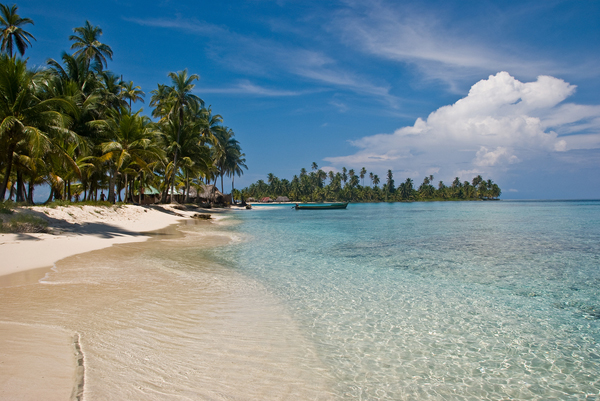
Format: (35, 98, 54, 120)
(241, 164, 501, 203)
(0, 3, 247, 205)
(0, 212, 48, 233)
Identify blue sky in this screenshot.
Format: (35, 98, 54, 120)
(19, 0, 600, 199)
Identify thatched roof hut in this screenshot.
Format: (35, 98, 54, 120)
(275, 196, 290, 202)
(192, 185, 223, 201)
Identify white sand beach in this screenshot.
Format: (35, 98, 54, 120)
(0, 205, 198, 400)
(0, 204, 202, 277)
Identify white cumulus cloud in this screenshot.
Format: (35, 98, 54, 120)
(324, 72, 600, 182)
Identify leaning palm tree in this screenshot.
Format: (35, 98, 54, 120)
(69, 20, 113, 69)
(0, 3, 35, 57)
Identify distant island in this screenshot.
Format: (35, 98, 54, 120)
(238, 164, 501, 203)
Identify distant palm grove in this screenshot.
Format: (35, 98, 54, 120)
(0, 3, 247, 204)
(241, 164, 501, 202)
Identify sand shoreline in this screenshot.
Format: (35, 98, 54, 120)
(0, 204, 226, 401)
(0, 204, 225, 278)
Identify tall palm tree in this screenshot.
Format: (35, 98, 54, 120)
(69, 20, 113, 69)
(121, 80, 145, 109)
(360, 167, 366, 186)
(0, 3, 34, 57)
(213, 127, 244, 194)
(229, 150, 247, 196)
(386, 170, 395, 193)
(164, 70, 202, 202)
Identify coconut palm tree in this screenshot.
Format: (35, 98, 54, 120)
(0, 3, 35, 57)
(165, 70, 202, 202)
(121, 80, 145, 109)
(228, 150, 247, 196)
(213, 127, 243, 193)
(0, 55, 68, 201)
(99, 108, 163, 203)
(69, 20, 113, 69)
(386, 170, 395, 193)
(372, 174, 380, 187)
(360, 167, 366, 186)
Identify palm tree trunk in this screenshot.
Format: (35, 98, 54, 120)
(184, 171, 190, 204)
(170, 118, 182, 204)
(16, 170, 26, 202)
(124, 173, 128, 203)
(27, 180, 34, 205)
(0, 144, 16, 201)
(108, 169, 115, 203)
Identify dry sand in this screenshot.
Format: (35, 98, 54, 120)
(0, 204, 211, 400)
(0, 204, 205, 277)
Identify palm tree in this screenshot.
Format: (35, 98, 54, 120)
(214, 127, 244, 193)
(372, 174, 380, 187)
(311, 162, 318, 171)
(69, 20, 113, 69)
(0, 4, 34, 57)
(121, 80, 145, 109)
(360, 167, 366, 186)
(398, 177, 413, 199)
(99, 108, 163, 203)
(0, 55, 68, 201)
(228, 150, 247, 196)
(152, 69, 203, 202)
(386, 170, 395, 193)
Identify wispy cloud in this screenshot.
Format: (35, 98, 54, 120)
(125, 14, 400, 107)
(123, 15, 227, 36)
(197, 80, 310, 97)
(329, 1, 565, 91)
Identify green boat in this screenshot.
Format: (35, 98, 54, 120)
(294, 202, 349, 210)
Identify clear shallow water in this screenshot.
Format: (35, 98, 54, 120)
(207, 201, 600, 400)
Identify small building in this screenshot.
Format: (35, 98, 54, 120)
(137, 185, 161, 205)
(275, 196, 290, 203)
(194, 185, 231, 205)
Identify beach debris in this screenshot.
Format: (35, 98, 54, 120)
(192, 213, 211, 219)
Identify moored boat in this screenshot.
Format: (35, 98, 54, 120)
(294, 202, 348, 210)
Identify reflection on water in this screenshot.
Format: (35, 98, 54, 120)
(0, 220, 334, 400)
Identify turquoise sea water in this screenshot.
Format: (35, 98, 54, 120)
(207, 201, 600, 400)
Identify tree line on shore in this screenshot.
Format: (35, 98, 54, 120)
(240, 164, 501, 202)
(0, 3, 247, 205)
